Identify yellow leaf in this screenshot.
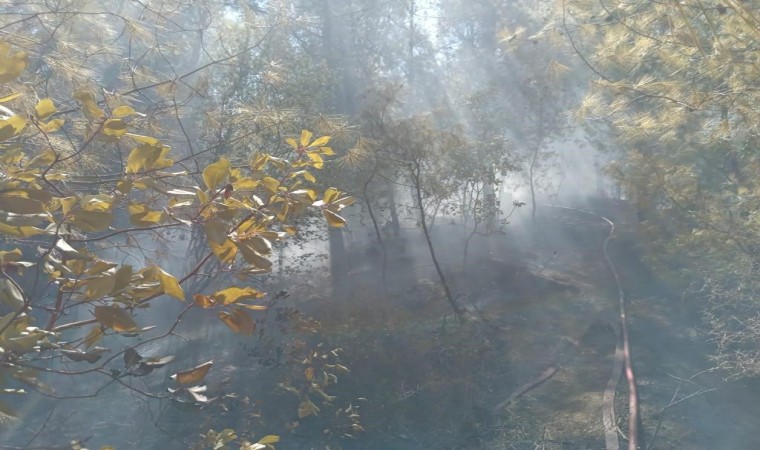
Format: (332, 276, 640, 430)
(25, 149, 56, 169)
(102, 119, 128, 138)
(246, 236, 272, 255)
(85, 261, 117, 276)
(58, 196, 77, 215)
(125, 133, 160, 146)
(323, 208, 346, 228)
(250, 153, 269, 170)
(309, 135, 330, 147)
(258, 435, 280, 445)
(39, 118, 64, 133)
(35, 98, 56, 120)
(0, 115, 26, 141)
(0, 42, 27, 82)
(0, 277, 24, 310)
(262, 176, 280, 194)
(232, 177, 260, 191)
(93, 305, 138, 332)
(0, 195, 46, 214)
(236, 241, 272, 270)
(304, 367, 315, 381)
(323, 187, 339, 204)
(171, 360, 213, 385)
(0, 92, 21, 103)
(0, 248, 22, 263)
(73, 90, 104, 121)
(218, 308, 255, 335)
(112, 105, 136, 117)
(236, 303, 269, 311)
(334, 196, 356, 208)
(203, 157, 230, 190)
(126, 144, 163, 173)
(128, 203, 164, 226)
(157, 268, 184, 301)
(68, 209, 112, 232)
(83, 274, 116, 300)
(306, 151, 323, 169)
(0, 221, 44, 237)
(209, 238, 238, 264)
(213, 286, 266, 305)
(299, 129, 313, 147)
(286, 137, 299, 150)
(290, 189, 316, 205)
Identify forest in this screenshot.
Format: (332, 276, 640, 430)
(1, 0, 760, 449)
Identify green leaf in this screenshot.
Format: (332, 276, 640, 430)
(203, 157, 230, 190)
(93, 305, 138, 332)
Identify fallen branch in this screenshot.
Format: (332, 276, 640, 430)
(493, 366, 558, 413)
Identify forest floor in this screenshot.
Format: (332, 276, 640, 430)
(298, 203, 760, 450)
(37, 201, 760, 450)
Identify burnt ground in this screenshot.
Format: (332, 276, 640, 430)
(299, 203, 760, 449)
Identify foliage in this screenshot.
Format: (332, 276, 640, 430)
(0, 37, 354, 447)
(566, 1, 760, 377)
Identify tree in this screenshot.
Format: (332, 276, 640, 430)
(565, 0, 760, 378)
(0, 4, 355, 446)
